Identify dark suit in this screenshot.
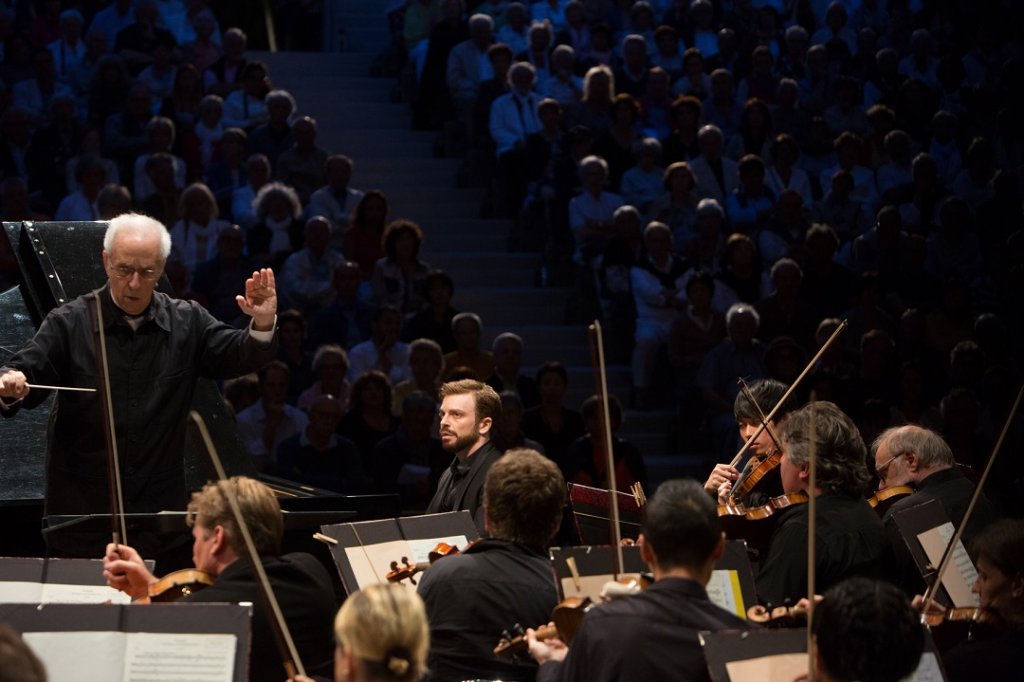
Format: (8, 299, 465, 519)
(182, 553, 337, 682)
(426, 440, 502, 534)
(537, 577, 751, 682)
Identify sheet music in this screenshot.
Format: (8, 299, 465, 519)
(916, 523, 980, 608)
(0, 581, 43, 602)
(725, 652, 807, 681)
(706, 570, 746, 618)
(40, 583, 131, 604)
(24, 631, 125, 681)
(124, 632, 235, 681)
(407, 536, 468, 564)
(344, 540, 410, 590)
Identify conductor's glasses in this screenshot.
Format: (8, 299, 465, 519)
(110, 265, 161, 281)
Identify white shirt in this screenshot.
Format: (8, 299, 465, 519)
(347, 340, 411, 385)
(54, 190, 99, 221)
(489, 91, 542, 157)
(235, 401, 309, 461)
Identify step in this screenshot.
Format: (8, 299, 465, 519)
(384, 187, 483, 204)
(259, 51, 376, 77)
(285, 79, 395, 105)
(418, 217, 514, 236)
(421, 229, 506, 252)
(356, 160, 461, 187)
(388, 199, 482, 220)
(333, 133, 435, 158)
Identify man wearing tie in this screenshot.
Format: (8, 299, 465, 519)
(489, 61, 542, 216)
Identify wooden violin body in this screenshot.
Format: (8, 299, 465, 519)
(148, 568, 215, 602)
(924, 607, 1005, 652)
(866, 485, 914, 517)
(717, 491, 809, 551)
(385, 541, 473, 584)
(746, 604, 809, 628)
(729, 451, 781, 503)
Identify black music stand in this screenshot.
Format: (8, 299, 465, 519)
(567, 482, 644, 544)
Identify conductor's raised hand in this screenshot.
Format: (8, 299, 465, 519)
(236, 268, 278, 331)
(103, 542, 157, 601)
(0, 370, 29, 399)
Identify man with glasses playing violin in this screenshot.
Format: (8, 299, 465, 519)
(872, 424, 998, 596)
(0, 213, 278, 556)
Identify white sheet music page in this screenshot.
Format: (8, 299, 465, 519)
(23, 631, 125, 681)
(123, 632, 235, 681)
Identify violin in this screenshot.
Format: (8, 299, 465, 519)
(865, 485, 914, 517)
(717, 491, 809, 552)
(385, 541, 470, 585)
(923, 607, 1005, 653)
(729, 451, 782, 503)
(746, 603, 809, 628)
(148, 568, 215, 602)
(494, 623, 560, 658)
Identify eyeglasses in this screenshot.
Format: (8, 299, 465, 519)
(875, 452, 905, 484)
(110, 264, 162, 281)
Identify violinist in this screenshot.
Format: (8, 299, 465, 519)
(940, 519, 1024, 682)
(755, 401, 888, 607)
(526, 479, 751, 682)
(808, 577, 924, 682)
(417, 448, 564, 682)
(102, 476, 337, 682)
(872, 425, 998, 596)
(425, 379, 504, 534)
(0, 213, 278, 557)
(703, 378, 797, 506)
(290, 583, 429, 682)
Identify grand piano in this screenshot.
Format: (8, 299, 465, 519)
(0, 221, 397, 571)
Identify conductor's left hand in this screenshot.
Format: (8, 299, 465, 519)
(237, 268, 278, 331)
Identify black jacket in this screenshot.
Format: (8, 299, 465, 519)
(426, 440, 502, 535)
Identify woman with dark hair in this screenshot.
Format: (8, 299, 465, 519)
(521, 361, 585, 466)
(726, 98, 774, 161)
(647, 161, 699, 248)
(86, 54, 132, 126)
(222, 60, 271, 130)
(160, 62, 203, 134)
(661, 94, 703, 164)
(593, 93, 642, 192)
(344, 190, 390, 280)
(339, 370, 400, 475)
(371, 219, 433, 314)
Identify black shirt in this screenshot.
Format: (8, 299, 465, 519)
(417, 538, 558, 682)
(183, 553, 337, 682)
(537, 577, 752, 682)
(1, 285, 276, 516)
(756, 493, 888, 607)
(426, 440, 502, 534)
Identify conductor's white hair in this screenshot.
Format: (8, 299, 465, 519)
(104, 213, 172, 259)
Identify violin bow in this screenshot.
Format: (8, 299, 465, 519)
(588, 321, 624, 578)
(921, 383, 1023, 617)
(727, 320, 848, 469)
(806, 395, 817, 671)
(90, 290, 128, 548)
(190, 411, 306, 679)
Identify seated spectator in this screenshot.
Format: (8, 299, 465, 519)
(755, 258, 819, 353)
(400, 270, 460, 353)
(298, 344, 351, 414)
(85, 53, 131, 127)
(736, 46, 779, 106)
(372, 391, 447, 507)
(497, 3, 530, 56)
(489, 61, 542, 217)
(952, 137, 997, 211)
(247, 89, 295, 169)
(160, 64, 203, 140)
(307, 154, 364, 245)
(181, 9, 221, 73)
(64, 128, 120, 197)
(344, 190, 389, 280)
(446, 14, 495, 115)
(569, 155, 624, 265)
(48, 9, 86, 86)
(222, 61, 270, 130)
(725, 98, 773, 162)
(275, 394, 362, 494)
(671, 48, 711, 101)
(492, 391, 546, 454)
(696, 303, 766, 455)
(759, 189, 812, 268)
(764, 133, 813, 206)
(205, 127, 248, 216)
(137, 36, 177, 111)
(12, 48, 73, 126)
(235, 360, 309, 472)
(194, 94, 224, 168)
(593, 94, 642, 192)
(802, 223, 857, 318)
(307, 261, 375, 351)
(555, 1, 590, 62)
(810, 1, 857, 55)
(443, 312, 495, 380)
(191, 223, 256, 325)
(276, 309, 314, 403)
(248, 181, 304, 267)
(114, 0, 177, 75)
(474, 43, 513, 151)
(230, 152, 270, 229)
(637, 67, 674, 141)
(133, 116, 186, 202)
(203, 27, 248, 98)
(532, 0, 568, 34)
(339, 370, 400, 475)
(0, 178, 49, 225)
(518, 20, 554, 82)
(818, 132, 878, 217)
(612, 34, 649, 98)
(485, 332, 541, 410)
(824, 75, 870, 138)
(570, 65, 613, 136)
(274, 116, 328, 205)
(169, 182, 230, 274)
(539, 44, 583, 115)
(392, 338, 444, 417)
(371, 219, 432, 314)
(88, 0, 135, 54)
(813, 169, 872, 244)
(563, 394, 648, 492)
(137, 152, 182, 227)
(648, 161, 699, 250)
(725, 154, 776, 235)
(348, 306, 411, 386)
(690, 124, 738, 205)
(521, 361, 585, 465)
(280, 216, 347, 316)
(928, 110, 962, 190)
(621, 137, 664, 212)
(650, 26, 682, 81)
(925, 196, 984, 285)
(96, 182, 133, 219)
(54, 156, 107, 220)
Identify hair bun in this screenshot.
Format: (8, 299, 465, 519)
(385, 647, 411, 676)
